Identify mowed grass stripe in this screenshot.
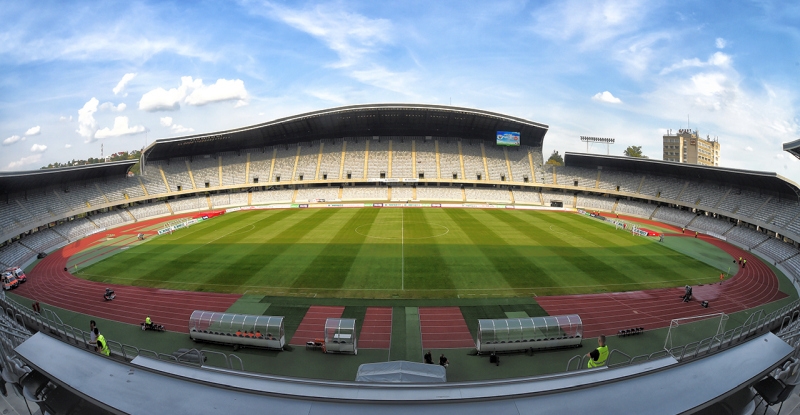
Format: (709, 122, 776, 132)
(81, 210, 258, 282)
(486, 209, 639, 288)
(402, 208, 457, 291)
(130, 210, 304, 287)
(195, 209, 340, 291)
(341, 209, 403, 291)
(459, 210, 598, 291)
(443, 209, 558, 289)
(544, 213, 711, 283)
(291, 208, 382, 289)
(531, 212, 680, 282)
(421, 209, 511, 291)
(237, 209, 362, 289)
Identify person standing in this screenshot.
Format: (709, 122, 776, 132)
(742, 259, 747, 269)
(95, 328, 110, 356)
(586, 335, 609, 368)
(89, 320, 97, 349)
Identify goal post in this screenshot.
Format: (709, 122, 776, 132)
(664, 312, 728, 351)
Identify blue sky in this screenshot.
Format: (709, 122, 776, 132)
(2, 0, 799, 182)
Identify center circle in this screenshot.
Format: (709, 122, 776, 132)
(355, 221, 450, 240)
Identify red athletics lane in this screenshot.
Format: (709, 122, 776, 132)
(358, 307, 392, 349)
(289, 306, 345, 346)
(419, 307, 474, 349)
(15, 213, 240, 334)
(537, 231, 787, 339)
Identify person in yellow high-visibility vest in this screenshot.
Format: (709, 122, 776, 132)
(145, 316, 152, 330)
(587, 335, 608, 368)
(94, 328, 110, 356)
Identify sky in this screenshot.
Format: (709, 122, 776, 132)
(1, 0, 800, 181)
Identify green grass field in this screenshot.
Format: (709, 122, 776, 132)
(76, 208, 725, 298)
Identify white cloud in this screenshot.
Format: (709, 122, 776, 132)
(592, 91, 622, 104)
(264, 3, 392, 68)
(94, 116, 146, 139)
(184, 78, 248, 106)
(1, 16, 215, 65)
(638, 63, 799, 174)
(2, 135, 22, 146)
(661, 52, 732, 74)
(30, 144, 47, 153)
(349, 66, 418, 95)
(170, 124, 194, 133)
(532, 0, 649, 49)
(59, 116, 73, 122)
(6, 154, 41, 170)
(24, 126, 41, 136)
(76, 98, 99, 140)
(139, 78, 193, 111)
(65, 144, 72, 149)
(305, 89, 348, 104)
(139, 76, 248, 111)
(113, 73, 137, 95)
(99, 102, 127, 112)
(716, 37, 726, 49)
(159, 116, 194, 133)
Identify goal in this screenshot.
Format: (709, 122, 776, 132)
(664, 312, 728, 351)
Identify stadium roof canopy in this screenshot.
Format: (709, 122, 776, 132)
(565, 152, 800, 200)
(142, 104, 549, 161)
(0, 160, 137, 195)
(783, 138, 800, 161)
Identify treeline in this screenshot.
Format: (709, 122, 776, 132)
(40, 150, 142, 170)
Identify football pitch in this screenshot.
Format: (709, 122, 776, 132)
(76, 208, 724, 298)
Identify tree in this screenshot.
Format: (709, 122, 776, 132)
(623, 146, 648, 158)
(546, 150, 564, 166)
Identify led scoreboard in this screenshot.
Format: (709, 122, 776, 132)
(496, 131, 520, 146)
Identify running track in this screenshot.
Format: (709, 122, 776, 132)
(15, 211, 788, 342)
(358, 307, 392, 349)
(16, 214, 240, 333)
(289, 306, 345, 346)
(419, 307, 475, 349)
(538, 215, 787, 338)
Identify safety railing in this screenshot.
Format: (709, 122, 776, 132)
(567, 298, 800, 372)
(0, 295, 244, 374)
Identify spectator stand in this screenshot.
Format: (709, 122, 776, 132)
(189, 310, 285, 350)
(324, 318, 358, 355)
(476, 315, 582, 354)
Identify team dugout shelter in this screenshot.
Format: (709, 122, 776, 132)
(189, 310, 285, 350)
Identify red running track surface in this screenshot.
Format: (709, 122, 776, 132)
(537, 233, 787, 339)
(289, 306, 345, 346)
(419, 307, 474, 349)
(358, 307, 392, 349)
(16, 214, 241, 334)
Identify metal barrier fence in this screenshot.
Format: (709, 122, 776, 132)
(0, 295, 244, 371)
(2, 291, 799, 379)
(567, 299, 800, 372)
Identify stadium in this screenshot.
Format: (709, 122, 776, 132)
(1, 104, 800, 413)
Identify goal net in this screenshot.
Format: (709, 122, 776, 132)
(663, 312, 728, 351)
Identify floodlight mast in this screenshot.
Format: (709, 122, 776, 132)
(580, 136, 616, 155)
